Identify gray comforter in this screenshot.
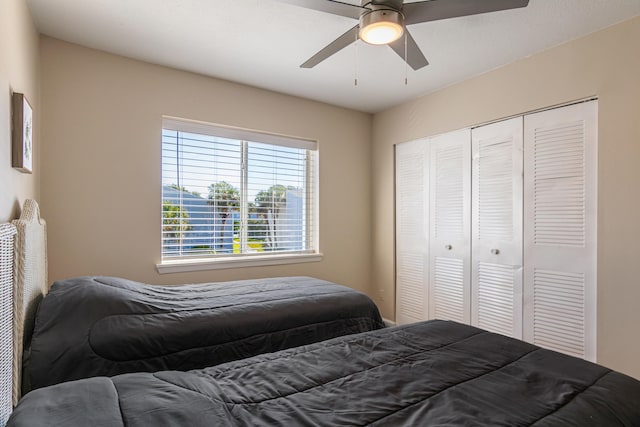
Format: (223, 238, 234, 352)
(27, 276, 384, 390)
(11, 320, 640, 426)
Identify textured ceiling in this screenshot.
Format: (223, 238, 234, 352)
(27, 0, 640, 113)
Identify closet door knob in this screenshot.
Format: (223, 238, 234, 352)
(445, 244, 452, 250)
(491, 249, 500, 255)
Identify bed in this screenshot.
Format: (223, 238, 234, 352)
(8, 319, 640, 426)
(27, 275, 384, 390)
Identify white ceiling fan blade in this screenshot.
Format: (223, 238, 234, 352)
(275, 0, 368, 20)
(301, 24, 360, 68)
(403, 0, 530, 26)
(370, 0, 404, 9)
(388, 29, 429, 71)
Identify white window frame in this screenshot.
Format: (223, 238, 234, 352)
(156, 116, 321, 274)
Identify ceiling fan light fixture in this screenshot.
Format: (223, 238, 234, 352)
(359, 9, 404, 45)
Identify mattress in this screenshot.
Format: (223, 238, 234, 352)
(27, 276, 384, 390)
(11, 320, 640, 426)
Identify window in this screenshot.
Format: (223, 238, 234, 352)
(159, 118, 319, 272)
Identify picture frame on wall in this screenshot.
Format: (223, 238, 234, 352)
(12, 92, 33, 174)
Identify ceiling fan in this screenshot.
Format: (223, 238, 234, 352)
(277, 0, 530, 70)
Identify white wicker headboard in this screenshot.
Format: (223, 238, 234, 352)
(0, 223, 16, 426)
(11, 200, 48, 404)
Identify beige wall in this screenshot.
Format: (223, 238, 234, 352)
(373, 16, 640, 378)
(35, 11, 640, 378)
(39, 37, 373, 294)
(0, 0, 40, 222)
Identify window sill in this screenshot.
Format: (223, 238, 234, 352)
(156, 253, 324, 274)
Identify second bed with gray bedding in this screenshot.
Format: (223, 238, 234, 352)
(27, 275, 384, 390)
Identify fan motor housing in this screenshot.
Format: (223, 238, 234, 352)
(359, 8, 404, 45)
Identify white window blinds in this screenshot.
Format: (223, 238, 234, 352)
(161, 118, 317, 261)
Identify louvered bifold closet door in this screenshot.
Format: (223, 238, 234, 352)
(429, 129, 471, 323)
(471, 117, 523, 338)
(523, 101, 598, 361)
(395, 139, 429, 324)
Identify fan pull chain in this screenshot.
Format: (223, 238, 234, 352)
(354, 31, 359, 86)
(404, 31, 408, 85)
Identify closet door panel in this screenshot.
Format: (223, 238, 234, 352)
(429, 129, 471, 323)
(395, 139, 429, 324)
(523, 101, 598, 361)
(471, 117, 523, 338)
